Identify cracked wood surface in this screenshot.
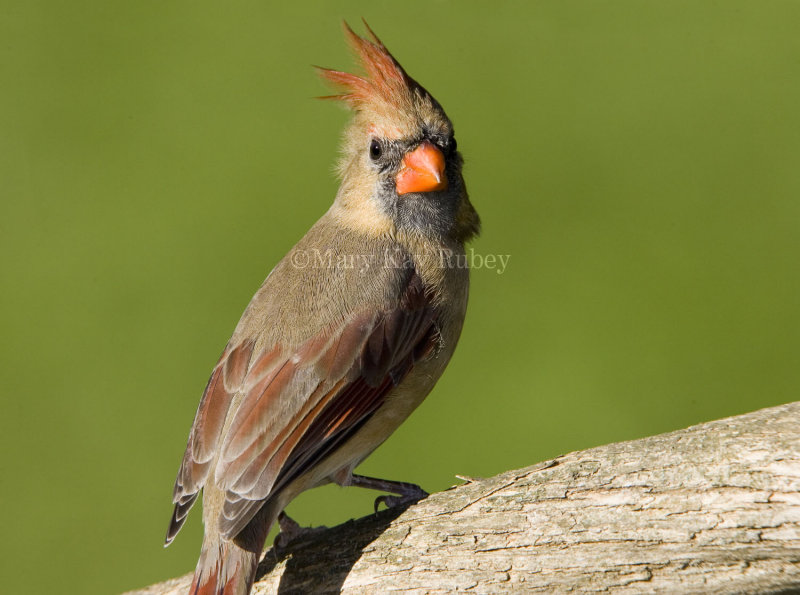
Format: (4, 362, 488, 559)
(130, 401, 800, 594)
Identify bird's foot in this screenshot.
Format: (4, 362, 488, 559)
(373, 488, 427, 512)
(273, 512, 328, 549)
(347, 474, 429, 512)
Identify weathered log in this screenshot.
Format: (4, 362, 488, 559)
(128, 401, 800, 594)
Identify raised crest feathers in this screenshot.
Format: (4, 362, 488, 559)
(317, 20, 427, 110)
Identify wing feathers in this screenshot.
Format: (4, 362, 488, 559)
(222, 359, 294, 461)
(169, 270, 440, 543)
(167, 340, 255, 543)
(216, 272, 437, 536)
(191, 340, 255, 465)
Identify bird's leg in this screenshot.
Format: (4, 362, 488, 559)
(273, 511, 328, 549)
(348, 474, 429, 512)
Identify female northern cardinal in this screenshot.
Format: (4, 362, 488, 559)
(165, 22, 480, 595)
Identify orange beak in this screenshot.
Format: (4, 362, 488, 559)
(395, 141, 448, 195)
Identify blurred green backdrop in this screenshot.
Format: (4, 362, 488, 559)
(2, 1, 799, 593)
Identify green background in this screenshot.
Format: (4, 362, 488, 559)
(2, 1, 799, 593)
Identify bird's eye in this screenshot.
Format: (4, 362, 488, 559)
(369, 139, 382, 161)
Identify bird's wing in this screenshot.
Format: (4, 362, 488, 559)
(166, 337, 256, 544)
(167, 270, 438, 542)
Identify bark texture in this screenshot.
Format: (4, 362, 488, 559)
(129, 402, 800, 594)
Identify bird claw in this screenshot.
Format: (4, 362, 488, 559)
(373, 486, 428, 513)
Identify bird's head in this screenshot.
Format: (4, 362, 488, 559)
(319, 22, 480, 243)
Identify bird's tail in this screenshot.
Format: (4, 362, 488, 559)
(189, 534, 261, 595)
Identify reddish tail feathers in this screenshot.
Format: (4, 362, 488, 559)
(189, 537, 261, 595)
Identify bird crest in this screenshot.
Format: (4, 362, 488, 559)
(317, 21, 430, 113)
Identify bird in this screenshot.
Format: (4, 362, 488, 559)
(165, 21, 480, 595)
